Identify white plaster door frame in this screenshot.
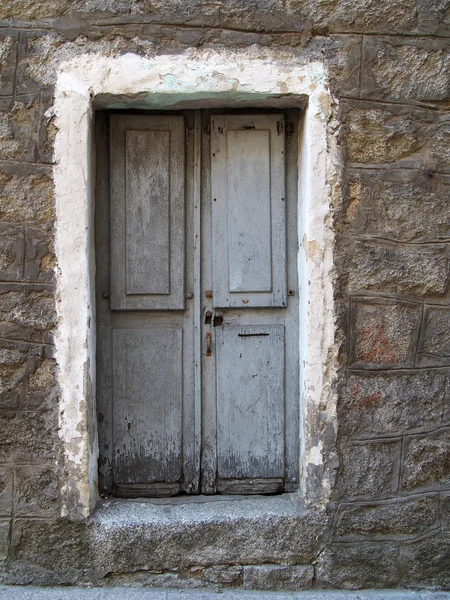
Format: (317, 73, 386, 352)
(53, 51, 338, 520)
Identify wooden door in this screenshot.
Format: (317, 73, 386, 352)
(96, 112, 198, 498)
(201, 112, 300, 495)
(96, 109, 299, 498)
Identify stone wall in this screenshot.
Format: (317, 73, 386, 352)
(0, 0, 450, 590)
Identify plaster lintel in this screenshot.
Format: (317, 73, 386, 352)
(53, 50, 338, 520)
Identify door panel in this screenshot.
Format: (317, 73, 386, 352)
(216, 325, 285, 480)
(110, 114, 185, 310)
(112, 328, 183, 488)
(210, 114, 287, 308)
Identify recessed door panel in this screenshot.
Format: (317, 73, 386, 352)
(112, 328, 183, 488)
(216, 325, 285, 482)
(227, 129, 272, 293)
(110, 114, 185, 310)
(211, 114, 287, 308)
(125, 130, 170, 295)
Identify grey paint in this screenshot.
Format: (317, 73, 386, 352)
(97, 113, 197, 495)
(201, 110, 300, 494)
(216, 325, 285, 480)
(112, 328, 183, 486)
(98, 110, 299, 496)
(109, 114, 185, 310)
(125, 130, 170, 295)
(211, 114, 287, 308)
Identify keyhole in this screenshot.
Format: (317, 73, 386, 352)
(205, 311, 212, 325)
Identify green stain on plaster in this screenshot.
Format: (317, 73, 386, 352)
(106, 91, 299, 110)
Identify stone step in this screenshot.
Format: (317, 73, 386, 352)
(1, 588, 450, 600)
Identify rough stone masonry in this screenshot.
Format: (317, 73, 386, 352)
(1, 0, 450, 592)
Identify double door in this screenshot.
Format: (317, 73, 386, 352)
(96, 109, 299, 497)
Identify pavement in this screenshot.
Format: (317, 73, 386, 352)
(0, 589, 450, 599)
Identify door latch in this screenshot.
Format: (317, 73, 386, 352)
(206, 332, 212, 357)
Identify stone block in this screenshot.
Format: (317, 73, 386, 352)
(90, 496, 327, 573)
(342, 101, 450, 173)
(319, 531, 450, 588)
(430, 121, 450, 172)
(37, 91, 56, 165)
(362, 37, 450, 103)
(0, 32, 18, 96)
(315, 541, 400, 588)
(336, 438, 401, 500)
(104, 571, 210, 589)
(440, 493, 450, 531)
(350, 299, 421, 369)
(14, 465, 60, 518)
(401, 428, 450, 493)
(0, 284, 56, 345)
(342, 103, 422, 165)
(202, 565, 242, 585)
(289, 0, 417, 35)
(23, 357, 57, 410)
(314, 35, 361, 97)
(0, 0, 76, 20)
(347, 241, 450, 297)
(15, 32, 54, 95)
(0, 97, 40, 162)
(11, 519, 89, 585)
(340, 371, 448, 436)
(0, 167, 54, 226)
(418, 306, 450, 366)
(0, 341, 30, 409)
(24, 226, 55, 283)
(0, 520, 10, 561)
(0, 468, 13, 517)
(344, 170, 450, 243)
(242, 565, 314, 591)
(416, 0, 450, 36)
(332, 496, 438, 541)
(397, 531, 450, 587)
(0, 224, 24, 283)
(0, 410, 58, 464)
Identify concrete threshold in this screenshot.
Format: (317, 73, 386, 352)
(1, 588, 450, 599)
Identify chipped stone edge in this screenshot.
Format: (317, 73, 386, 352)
(53, 49, 339, 520)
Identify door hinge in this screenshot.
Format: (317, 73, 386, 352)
(286, 123, 295, 135)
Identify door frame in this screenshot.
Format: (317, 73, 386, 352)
(53, 51, 338, 520)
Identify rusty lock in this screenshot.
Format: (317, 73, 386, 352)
(206, 332, 212, 357)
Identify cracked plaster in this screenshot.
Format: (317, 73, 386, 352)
(53, 49, 339, 519)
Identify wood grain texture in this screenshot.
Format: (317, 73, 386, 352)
(211, 114, 287, 308)
(216, 325, 285, 480)
(217, 478, 284, 495)
(110, 114, 185, 310)
(227, 129, 272, 293)
(97, 109, 299, 498)
(125, 130, 170, 295)
(113, 482, 180, 498)
(112, 328, 183, 484)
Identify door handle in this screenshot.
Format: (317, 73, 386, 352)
(206, 332, 212, 357)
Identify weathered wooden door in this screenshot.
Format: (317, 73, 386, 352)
(96, 109, 299, 498)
